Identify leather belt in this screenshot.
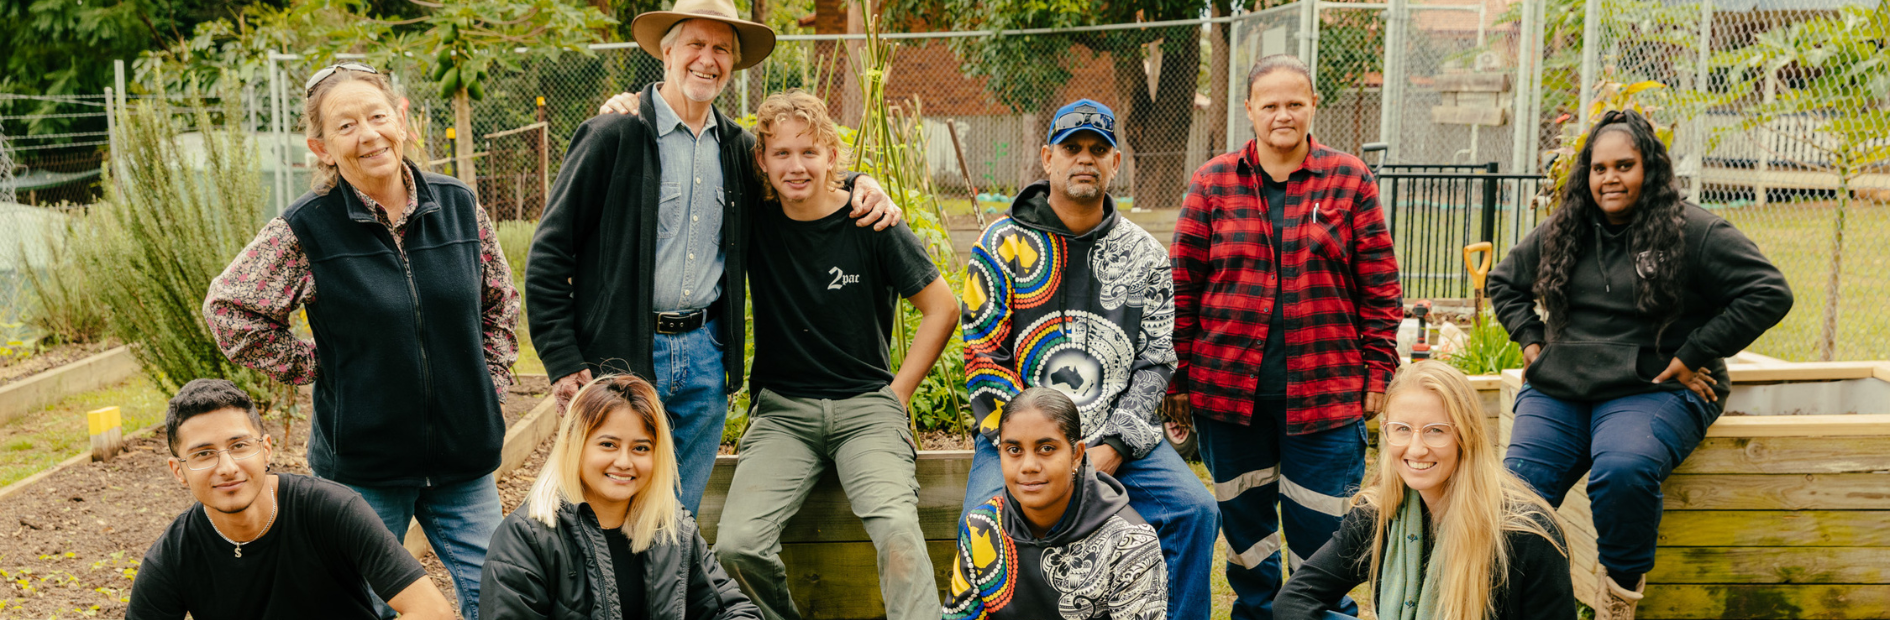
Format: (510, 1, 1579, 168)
(654, 307, 711, 335)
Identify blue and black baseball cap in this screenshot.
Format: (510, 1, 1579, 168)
(1046, 99, 1118, 148)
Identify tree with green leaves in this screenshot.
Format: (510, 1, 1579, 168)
(1712, 5, 1888, 360)
(885, 0, 1206, 209)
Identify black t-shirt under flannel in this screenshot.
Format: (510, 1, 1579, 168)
(126, 473, 428, 620)
(747, 195, 941, 400)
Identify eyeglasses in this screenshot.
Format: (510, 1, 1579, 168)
(181, 437, 267, 471)
(305, 63, 380, 97)
(1053, 105, 1115, 134)
(1383, 422, 1456, 448)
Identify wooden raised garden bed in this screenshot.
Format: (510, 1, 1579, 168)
(696, 450, 970, 620)
(1497, 361, 1890, 619)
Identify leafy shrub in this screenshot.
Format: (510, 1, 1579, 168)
(23, 206, 108, 345)
(43, 97, 285, 409)
(1444, 314, 1526, 377)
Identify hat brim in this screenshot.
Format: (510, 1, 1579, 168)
(632, 11, 777, 71)
(1049, 126, 1118, 148)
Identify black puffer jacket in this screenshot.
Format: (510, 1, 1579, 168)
(479, 500, 759, 620)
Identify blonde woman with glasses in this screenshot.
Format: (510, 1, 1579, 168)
(479, 375, 759, 619)
(1277, 361, 1574, 620)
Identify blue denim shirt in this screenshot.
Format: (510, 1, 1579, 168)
(650, 89, 726, 313)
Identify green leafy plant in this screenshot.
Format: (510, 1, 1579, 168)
(43, 95, 284, 410)
(1444, 314, 1525, 377)
(23, 207, 108, 345)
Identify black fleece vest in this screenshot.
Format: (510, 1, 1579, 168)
(283, 163, 502, 487)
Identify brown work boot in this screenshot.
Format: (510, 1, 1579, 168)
(1594, 566, 1645, 620)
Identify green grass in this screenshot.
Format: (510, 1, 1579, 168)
(1718, 199, 1890, 361)
(0, 376, 168, 488)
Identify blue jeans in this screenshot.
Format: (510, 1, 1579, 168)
(960, 438, 1220, 620)
(654, 316, 729, 515)
(1503, 385, 1715, 577)
(346, 474, 503, 620)
(1197, 403, 1366, 620)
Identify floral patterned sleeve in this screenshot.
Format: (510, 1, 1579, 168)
(203, 218, 319, 385)
(475, 206, 521, 399)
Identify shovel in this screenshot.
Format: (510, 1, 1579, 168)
(1463, 242, 1494, 325)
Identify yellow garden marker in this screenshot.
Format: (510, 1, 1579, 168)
(88, 406, 123, 462)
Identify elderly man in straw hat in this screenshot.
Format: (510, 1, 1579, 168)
(526, 0, 900, 517)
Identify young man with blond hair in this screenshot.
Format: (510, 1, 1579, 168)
(713, 90, 958, 620)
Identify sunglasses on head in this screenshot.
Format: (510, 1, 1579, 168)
(305, 63, 380, 97)
(1053, 105, 1115, 134)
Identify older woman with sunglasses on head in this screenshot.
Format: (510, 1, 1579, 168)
(1277, 361, 1574, 620)
(202, 63, 520, 619)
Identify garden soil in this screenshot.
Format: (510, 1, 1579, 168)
(0, 341, 115, 388)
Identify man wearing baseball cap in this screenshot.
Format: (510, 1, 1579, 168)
(527, 0, 899, 515)
(957, 98, 1220, 619)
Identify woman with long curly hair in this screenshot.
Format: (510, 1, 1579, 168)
(1485, 109, 1793, 619)
(1276, 361, 1573, 620)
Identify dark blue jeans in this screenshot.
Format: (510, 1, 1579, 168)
(346, 474, 503, 620)
(961, 438, 1221, 620)
(654, 316, 729, 515)
(1503, 385, 1716, 577)
(1197, 403, 1366, 620)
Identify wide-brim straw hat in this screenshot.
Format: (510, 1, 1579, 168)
(632, 0, 777, 71)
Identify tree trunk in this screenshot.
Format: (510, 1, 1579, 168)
(1021, 95, 1058, 190)
(1208, 0, 1232, 154)
(1113, 30, 1198, 210)
(1819, 174, 1849, 361)
(454, 87, 477, 191)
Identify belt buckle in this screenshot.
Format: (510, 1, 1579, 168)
(656, 311, 685, 334)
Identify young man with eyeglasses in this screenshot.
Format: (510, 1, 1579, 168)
(959, 98, 1220, 620)
(127, 379, 455, 620)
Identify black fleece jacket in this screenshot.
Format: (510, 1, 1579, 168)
(1486, 202, 1792, 407)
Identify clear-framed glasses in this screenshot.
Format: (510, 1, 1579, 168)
(182, 437, 267, 471)
(1383, 422, 1456, 448)
(1052, 105, 1115, 133)
(304, 63, 380, 97)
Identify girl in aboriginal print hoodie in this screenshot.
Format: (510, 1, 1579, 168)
(945, 388, 1167, 620)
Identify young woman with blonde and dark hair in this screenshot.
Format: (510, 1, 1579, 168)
(1277, 361, 1574, 620)
(479, 374, 758, 619)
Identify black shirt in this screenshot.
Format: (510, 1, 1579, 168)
(603, 528, 647, 615)
(1276, 502, 1575, 620)
(1257, 171, 1291, 398)
(126, 473, 428, 620)
(747, 194, 942, 399)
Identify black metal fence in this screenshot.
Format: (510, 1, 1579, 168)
(1375, 161, 1549, 301)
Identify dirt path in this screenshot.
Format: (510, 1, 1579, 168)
(0, 379, 549, 619)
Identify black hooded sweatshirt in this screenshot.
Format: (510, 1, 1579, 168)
(1486, 202, 1792, 408)
(944, 463, 1167, 620)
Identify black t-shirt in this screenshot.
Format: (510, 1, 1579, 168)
(126, 473, 428, 620)
(747, 194, 941, 399)
(603, 528, 647, 615)
(1258, 171, 1291, 398)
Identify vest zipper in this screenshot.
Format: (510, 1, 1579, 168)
(393, 225, 435, 487)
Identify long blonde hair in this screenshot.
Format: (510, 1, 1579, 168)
(525, 374, 683, 551)
(1353, 361, 1566, 620)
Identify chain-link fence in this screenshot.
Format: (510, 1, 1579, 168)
(26, 0, 1869, 362)
(1572, 0, 1887, 361)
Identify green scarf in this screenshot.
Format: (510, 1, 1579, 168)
(1377, 488, 1441, 620)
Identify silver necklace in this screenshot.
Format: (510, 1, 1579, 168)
(206, 482, 277, 558)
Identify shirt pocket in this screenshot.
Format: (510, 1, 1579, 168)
(658, 182, 683, 239)
(1304, 201, 1350, 263)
